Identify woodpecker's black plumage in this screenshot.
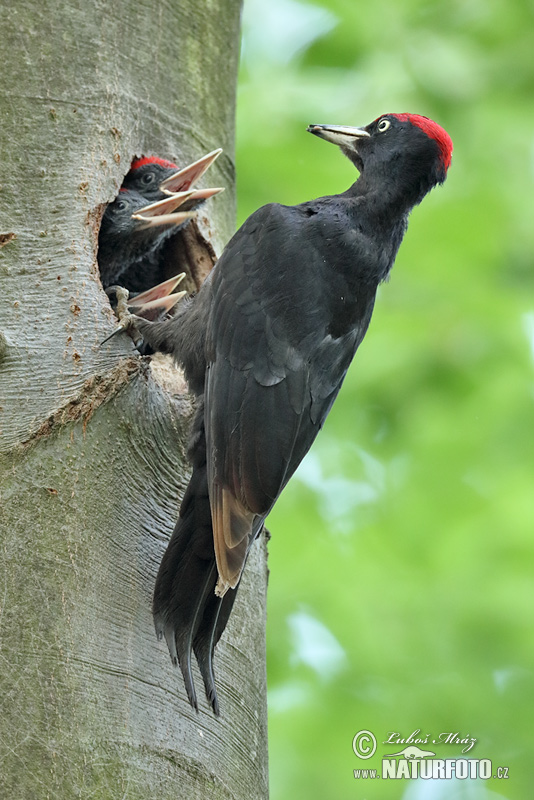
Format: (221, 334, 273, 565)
(117, 113, 453, 713)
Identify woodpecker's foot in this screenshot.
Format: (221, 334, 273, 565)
(101, 286, 143, 347)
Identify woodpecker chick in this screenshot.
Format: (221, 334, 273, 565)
(98, 189, 195, 292)
(123, 149, 223, 203)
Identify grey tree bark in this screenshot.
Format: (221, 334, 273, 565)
(0, 2, 269, 798)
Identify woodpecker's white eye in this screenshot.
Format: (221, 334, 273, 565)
(377, 118, 391, 132)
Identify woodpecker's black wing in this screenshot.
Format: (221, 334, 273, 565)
(203, 200, 378, 594)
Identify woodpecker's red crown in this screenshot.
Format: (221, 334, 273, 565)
(131, 155, 178, 171)
(384, 113, 453, 171)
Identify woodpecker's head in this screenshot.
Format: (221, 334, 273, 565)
(123, 157, 178, 202)
(308, 113, 452, 203)
(123, 150, 223, 203)
(100, 188, 194, 236)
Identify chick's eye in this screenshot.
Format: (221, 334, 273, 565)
(377, 118, 391, 132)
(114, 199, 128, 211)
(142, 173, 155, 185)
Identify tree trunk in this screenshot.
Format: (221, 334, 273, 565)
(0, 2, 269, 798)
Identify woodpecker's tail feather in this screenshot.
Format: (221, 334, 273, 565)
(152, 460, 239, 714)
(192, 582, 239, 715)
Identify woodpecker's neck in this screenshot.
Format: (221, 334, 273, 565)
(350, 159, 438, 217)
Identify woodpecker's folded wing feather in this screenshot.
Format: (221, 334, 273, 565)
(203, 203, 374, 591)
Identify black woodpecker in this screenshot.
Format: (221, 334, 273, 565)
(112, 113, 453, 714)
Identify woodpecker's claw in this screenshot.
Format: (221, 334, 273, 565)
(102, 274, 188, 344)
(101, 286, 143, 347)
(100, 319, 138, 346)
(159, 148, 222, 194)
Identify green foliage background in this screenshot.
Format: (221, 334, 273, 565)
(236, 0, 534, 798)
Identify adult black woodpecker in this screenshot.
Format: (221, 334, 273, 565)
(98, 188, 196, 292)
(113, 113, 453, 714)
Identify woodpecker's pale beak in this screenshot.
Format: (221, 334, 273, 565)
(132, 211, 196, 229)
(127, 273, 186, 307)
(174, 186, 225, 211)
(133, 192, 193, 215)
(307, 124, 370, 149)
(159, 148, 223, 194)
(132, 192, 197, 228)
(183, 186, 224, 201)
(128, 291, 186, 317)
